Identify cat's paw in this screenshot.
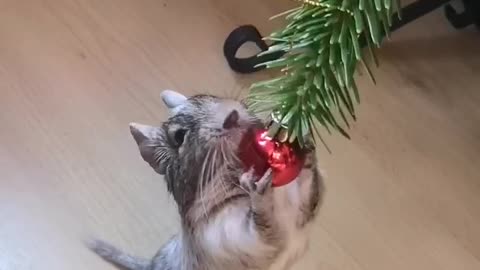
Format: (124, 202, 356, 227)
(240, 168, 273, 195)
(255, 169, 273, 195)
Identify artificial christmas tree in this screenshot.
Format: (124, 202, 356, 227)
(224, 0, 476, 148)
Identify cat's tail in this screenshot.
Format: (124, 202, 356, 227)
(87, 239, 151, 270)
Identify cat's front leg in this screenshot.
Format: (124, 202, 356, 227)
(295, 144, 325, 228)
(240, 168, 284, 248)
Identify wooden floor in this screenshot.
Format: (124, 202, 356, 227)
(1, 1, 480, 269)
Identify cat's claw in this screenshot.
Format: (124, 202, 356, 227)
(255, 169, 272, 195)
(240, 168, 273, 195)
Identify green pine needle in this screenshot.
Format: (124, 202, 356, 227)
(248, 0, 400, 148)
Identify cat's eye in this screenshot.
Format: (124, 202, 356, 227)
(174, 129, 187, 146)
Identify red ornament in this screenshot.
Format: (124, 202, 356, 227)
(239, 128, 304, 187)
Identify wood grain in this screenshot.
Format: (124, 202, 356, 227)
(0, 1, 479, 270)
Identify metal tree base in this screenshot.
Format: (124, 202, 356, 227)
(224, 0, 478, 74)
(445, 0, 480, 29)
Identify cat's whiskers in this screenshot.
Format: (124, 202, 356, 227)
(218, 140, 231, 198)
(209, 146, 222, 208)
(199, 147, 213, 220)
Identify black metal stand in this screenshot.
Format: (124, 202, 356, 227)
(445, 0, 480, 29)
(224, 0, 479, 74)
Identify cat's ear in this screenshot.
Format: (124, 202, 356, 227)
(129, 123, 170, 175)
(160, 90, 187, 111)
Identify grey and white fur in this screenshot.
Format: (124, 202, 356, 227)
(88, 90, 324, 270)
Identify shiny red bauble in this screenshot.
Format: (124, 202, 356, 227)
(239, 128, 304, 187)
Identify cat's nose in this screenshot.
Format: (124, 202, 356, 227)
(223, 110, 239, 129)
